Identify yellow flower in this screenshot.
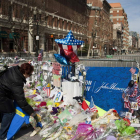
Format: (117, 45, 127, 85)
(67, 127, 72, 130)
(47, 83, 50, 87)
(63, 127, 67, 129)
(35, 102, 41, 105)
(36, 114, 42, 122)
(33, 90, 36, 94)
(55, 103, 60, 107)
(63, 126, 72, 131)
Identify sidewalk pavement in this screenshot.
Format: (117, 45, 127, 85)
(14, 125, 42, 140)
(0, 123, 42, 140)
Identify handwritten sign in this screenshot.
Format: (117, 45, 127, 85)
(53, 91, 63, 103)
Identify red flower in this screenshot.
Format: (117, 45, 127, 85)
(113, 110, 117, 113)
(123, 118, 131, 126)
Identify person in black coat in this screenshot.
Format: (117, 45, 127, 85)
(0, 63, 37, 140)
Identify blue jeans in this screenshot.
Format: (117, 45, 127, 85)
(0, 112, 15, 140)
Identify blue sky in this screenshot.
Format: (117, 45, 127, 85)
(107, 0, 140, 34)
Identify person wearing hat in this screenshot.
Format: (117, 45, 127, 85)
(0, 63, 38, 140)
(122, 80, 140, 102)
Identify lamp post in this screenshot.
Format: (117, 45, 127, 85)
(81, 44, 84, 57)
(92, 33, 96, 57)
(92, 46, 95, 57)
(33, 9, 41, 57)
(104, 46, 107, 56)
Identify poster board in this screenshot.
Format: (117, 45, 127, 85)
(85, 67, 139, 114)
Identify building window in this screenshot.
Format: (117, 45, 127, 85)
(117, 10, 119, 13)
(0, 40, 1, 51)
(95, 10, 97, 14)
(45, 16, 48, 25)
(110, 11, 113, 13)
(57, 19, 59, 28)
(120, 18, 122, 21)
(95, 31, 97, 37)
(8, 5, 13, 21)
(9, 41, 14, 51)
(110, 15, 113, 17)
(0, 0, 1, 9)
(111, 19, 113, 22)
(117, 14, 119, 16)
(117, 18, 119, 21)
(95, 20, 97, 25)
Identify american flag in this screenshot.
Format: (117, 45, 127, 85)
(137, 95, 140, 107)
(124, 101, 131, 109)
(130, 83, 138, 97)
(58, 44, 80, 56)
(89, 96, 98, 112)
(43, 86, 50, 97)
(129, 68, 136, 75)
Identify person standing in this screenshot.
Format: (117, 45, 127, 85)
(122, 80, 140, 116)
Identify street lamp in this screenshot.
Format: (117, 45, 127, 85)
(81, 44, 84, 57)
(104, 47, 107, 55)
(92, 45, 96, 57)
(33, 9, 42, 57)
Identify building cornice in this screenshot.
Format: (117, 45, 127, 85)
(110, 7, 123, 10)
(45, 27, 87, 39)
(110, 16, 124, 19)
(89, 6, 101, 11)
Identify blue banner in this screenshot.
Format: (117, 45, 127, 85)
(85, 67, 139, 114)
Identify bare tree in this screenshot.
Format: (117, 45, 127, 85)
(1, 0, 47, 56)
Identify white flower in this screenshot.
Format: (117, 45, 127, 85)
(83, 71, 86, 76)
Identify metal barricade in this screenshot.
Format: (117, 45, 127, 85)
(106, 55, 140, 65)
(78, 59, 139, 68)
(77, 58, 140, 85)
(61, 59, 139, 81)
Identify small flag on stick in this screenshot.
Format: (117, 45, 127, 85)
(89, 96, 98, 112)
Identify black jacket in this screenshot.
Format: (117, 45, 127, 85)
(0, 66, 34, 115)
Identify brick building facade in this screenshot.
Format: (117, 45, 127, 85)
(110, 3, 129, 53)
(129, 31, 139, 52)
(87, 0, 113, 56)
(112, 23, 123, 54)
(0, 0, 89, 56)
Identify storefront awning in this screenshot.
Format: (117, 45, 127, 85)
(0, 31, 8, 38)
(9, 32, 20, 39)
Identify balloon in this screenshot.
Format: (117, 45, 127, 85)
(54, 54, 69, 65)
(63, 49, 80, 63)
(55, 30, 84, 45)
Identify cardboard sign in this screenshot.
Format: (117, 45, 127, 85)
(53, 91, 63, 103)
(52, 62, 61, 75)
(53, 75, 61, 87)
